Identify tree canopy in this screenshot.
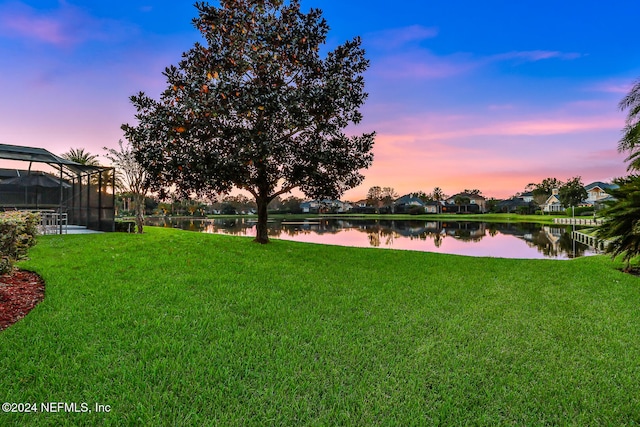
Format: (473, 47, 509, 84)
(618, 78, 640, 170)
(596, 78, 640, 271)
(104, 140, 149, 234)
(558, 176, 587, 208)
(61, 148, 99, 166)
(596, 175, 640, 271)
(122, 0, 375, 243)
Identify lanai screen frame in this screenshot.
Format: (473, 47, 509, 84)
(0, 143, 115, 232)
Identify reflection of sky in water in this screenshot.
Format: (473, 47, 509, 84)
(150, 219, 600, 260)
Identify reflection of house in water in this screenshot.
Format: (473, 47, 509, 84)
(541, 226, 564, 246)
(441, 222, 487, 241)
(535, 226, 566, 256)
(387, 220, 429, 238)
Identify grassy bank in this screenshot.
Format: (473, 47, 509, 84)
(1, 227, 639, 425)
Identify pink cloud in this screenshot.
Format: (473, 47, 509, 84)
(375, 112, 623, 141)
(491, 50, 582, 62)
(369, 48, 583, 81)
(588, 80, 635, 94)
(493, 117, 621, 136)
(370, 51, 476, 79)
(342, 104, 627, 201)
(0, 1, 136, 47)
(366, 25, 439, 50)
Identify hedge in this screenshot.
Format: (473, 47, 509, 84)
(115, 220, 136, 233)
(565, 206, 595, 217)
(0, 212, 40, 275)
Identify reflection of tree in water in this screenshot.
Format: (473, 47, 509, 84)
(203, 219, 254, 236)
(505, 224, 589, 258)
(146, 218, 592, 258)
(368, 232, 380, 247)
(365, 224, 396, 247)
(558, 228, 588, 258)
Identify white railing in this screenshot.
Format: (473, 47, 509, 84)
(553, 218, 602, 226)
(571, 230, 609, 251)
(39, 212, 68, 235)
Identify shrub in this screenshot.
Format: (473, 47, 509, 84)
(565, 206, 594, 217)
(0, 212, 40, 275)
(408, 206, 426, 215)
(115, 220, 136, 233)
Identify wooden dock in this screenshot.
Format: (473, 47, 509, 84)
(554, 218, 603, 226)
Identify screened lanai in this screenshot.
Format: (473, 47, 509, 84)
(0, 143, 115, 233)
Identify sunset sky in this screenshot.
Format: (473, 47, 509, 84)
(1, 0, 639, 200)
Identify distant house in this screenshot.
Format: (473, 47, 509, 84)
(584, 181, 618, 206)
(541, 189, 563, 213)
(520, 191, 534, 203)
(495, 191, 537, 213)
(300, 200, 321, 213)
(300, 199, 352, 214)
(350, 199, 377, 214)
(424, 201, 443, 214)
(393, 194, 425, 214)
(541, 182, 618, 213)
(445, 192, 487, 213)
(495, 197, 535, 214)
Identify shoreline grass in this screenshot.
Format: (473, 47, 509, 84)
(1, 227, 639, 425)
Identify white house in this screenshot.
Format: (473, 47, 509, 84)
(584, 181, 617, 204)
(541, 182, 618, 212)
(541, 189, 563, 213)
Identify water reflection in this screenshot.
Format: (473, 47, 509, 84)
(145, 217, 599, 259)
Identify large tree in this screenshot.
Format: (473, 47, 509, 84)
(526, 177, 564, 206)
(61, 148, 99, 166)
(380, 187, 398, 209)
(618, 78, 640, 170)
(366, 186, 383, 207)
(558, 176, 587, 209)
(122, 0, 375, 243)
(431, 187, 446, 202)
(103, 140, 149, 234)
(62, 147, 118, 189)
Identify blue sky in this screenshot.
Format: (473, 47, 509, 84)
(1, 0, 639, 199)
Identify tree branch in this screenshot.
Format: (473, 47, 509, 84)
(270, 184, 297, 200)
(242, 185, 258, 199)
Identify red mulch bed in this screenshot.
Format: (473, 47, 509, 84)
(0, 269, 45, 331)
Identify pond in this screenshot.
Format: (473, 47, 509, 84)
(145, 217, 601, 260)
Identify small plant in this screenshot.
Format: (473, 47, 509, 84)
(0, 211, 40, 275)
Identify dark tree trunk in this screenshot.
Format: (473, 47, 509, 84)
(254, 196, 269, 244)
(134, 194, 144, 234)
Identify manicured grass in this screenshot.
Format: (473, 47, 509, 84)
(1, 227, 639, 425)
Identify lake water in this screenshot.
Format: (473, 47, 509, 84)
(145, 217, 600, 260)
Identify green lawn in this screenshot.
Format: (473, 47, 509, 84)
(1, 227, 639, 426)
